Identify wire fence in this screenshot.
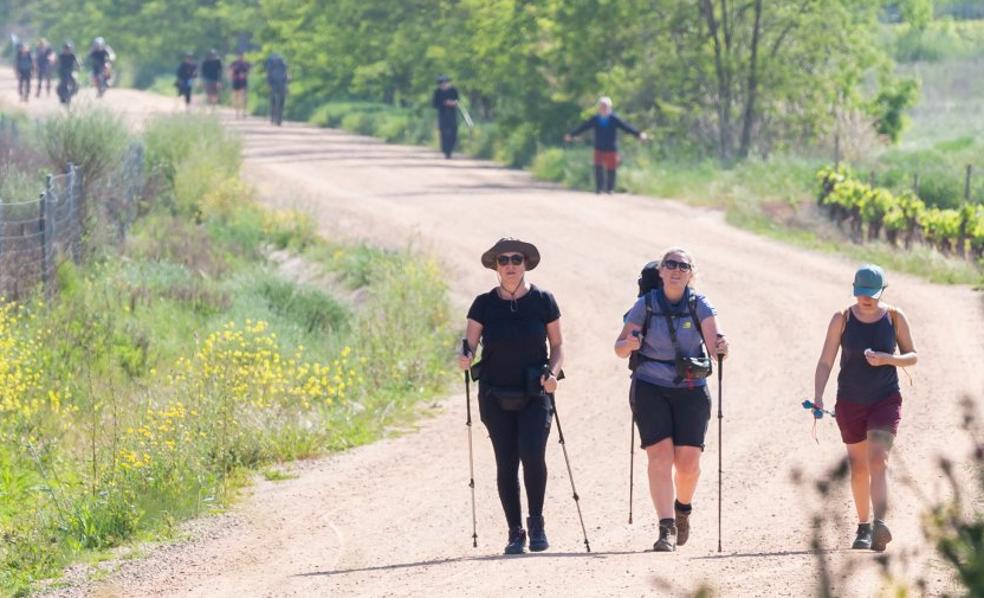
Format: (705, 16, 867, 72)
(0, 144, 145, 301)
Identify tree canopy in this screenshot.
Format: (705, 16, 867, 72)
(6, 0, 902, 161)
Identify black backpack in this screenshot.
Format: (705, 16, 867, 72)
(636, 260, 662, 297)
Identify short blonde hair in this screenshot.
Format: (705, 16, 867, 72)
(660, 247, 697, 285)
(599, 96, 613, 107)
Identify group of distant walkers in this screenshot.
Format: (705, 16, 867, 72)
(173, 50, 289, 124)
(10, 36, 113, 105)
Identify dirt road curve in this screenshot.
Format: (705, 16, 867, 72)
(3, 73, 981, 597)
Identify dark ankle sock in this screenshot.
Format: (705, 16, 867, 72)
(675, 500, 692, 513)
(659, 518, 676, 528)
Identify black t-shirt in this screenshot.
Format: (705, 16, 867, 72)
(177, 62, 197, 80)
(231, 59, 250, 82)
(58, 53, 77, 77)
(89, 49, 110, 70)
(432, 87, 459, 128)
(201, 58, 222, 81)
(467, 285, 560, 388)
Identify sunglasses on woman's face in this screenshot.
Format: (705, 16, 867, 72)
(497, 254, 525, 266)
(662, 259, 692, 272)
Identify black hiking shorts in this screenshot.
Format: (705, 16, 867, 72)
(630, 378, 711, 450)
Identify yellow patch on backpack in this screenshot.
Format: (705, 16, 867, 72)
(683, 321, 692, 329)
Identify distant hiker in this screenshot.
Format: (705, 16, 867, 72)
(176, 53, 197, 109)
(614, 248, 728, 552)
(813, 264, 917, 552)
(433, 75, 459, 159)
(564, 96, 647, 194)
(459, 238, 565, 555)
(56, 42, 80, 106)
(265, 53, 289, 126)
(34, 38, 55, 97)
(229, 51, 251, 118)
(201, 49, 223, 106)
(14, 42, 33, 102)
(88, 37, 115, 97)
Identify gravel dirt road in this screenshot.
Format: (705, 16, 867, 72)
(2, 72, 981, 597)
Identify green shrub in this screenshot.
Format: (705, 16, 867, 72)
(38, 107, 130, 183)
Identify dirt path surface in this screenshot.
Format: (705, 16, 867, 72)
(3, 73, 982, 597)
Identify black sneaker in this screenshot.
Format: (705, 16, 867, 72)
(653, 519, 676, 552)
(527, 516, 549, 552)
(504, 526, 527, 555)
(851, 523, 873, 549)
(675, 503, 692, 546)
(871, 520, 892, 552)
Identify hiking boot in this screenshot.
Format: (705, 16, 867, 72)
(527, 516, 549, 552)
(653, 519, 677, 552)
(675, 504, 692, 547)
(504, 526, 527, 555)
(871, 520, 892, 552)
(851, 523, 873, 550)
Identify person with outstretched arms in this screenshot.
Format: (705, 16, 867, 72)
(564, 96, 647, 194)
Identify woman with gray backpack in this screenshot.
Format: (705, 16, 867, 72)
(614, 248, 728, 552)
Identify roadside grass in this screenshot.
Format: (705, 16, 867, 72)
(0, 113, 453, 596)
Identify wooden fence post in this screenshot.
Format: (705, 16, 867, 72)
(966, 164, 973, 202)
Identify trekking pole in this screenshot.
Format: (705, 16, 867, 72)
(628, 412, 635, 524)
(463, 339, 478, 548)
(547, 373, 591, 553)
(717, 353, 724, 553)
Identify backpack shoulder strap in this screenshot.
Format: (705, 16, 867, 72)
(687, 292, 705, 337)
(639, 291, 653, 339)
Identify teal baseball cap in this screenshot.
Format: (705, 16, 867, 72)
(853, 264, 886, 298)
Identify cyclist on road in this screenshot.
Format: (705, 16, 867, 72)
(88, 37, 115, 97)
(56, 42, 80, 106)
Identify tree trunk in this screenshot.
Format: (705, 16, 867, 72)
(700, 0, 734, 162)
(738, 0, 763, 160)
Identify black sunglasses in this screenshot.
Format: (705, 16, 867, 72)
(662, 259, 692, 272)
(496, 254, 525, 266)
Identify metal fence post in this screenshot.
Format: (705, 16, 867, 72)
(68, 163, 81, 264)
(39, 188, 51, 299)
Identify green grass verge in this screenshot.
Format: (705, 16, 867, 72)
(0, 113, 453, 596)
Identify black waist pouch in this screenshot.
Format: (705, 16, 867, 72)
(675, 356, 713, 382)
(488, 387, 531, 411)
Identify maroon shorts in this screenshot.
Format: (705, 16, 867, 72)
(834, 392, 902, 445)
(593, 150, 619, 170)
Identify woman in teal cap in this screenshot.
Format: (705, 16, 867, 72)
(813, 264, 917, 552)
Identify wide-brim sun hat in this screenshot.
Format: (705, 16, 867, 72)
(481, 237, 540, 270)
(853, 264, 886, 299)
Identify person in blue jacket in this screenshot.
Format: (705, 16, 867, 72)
(564, 96, 647, 194)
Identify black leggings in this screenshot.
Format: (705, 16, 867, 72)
(479, 388, 552, 529)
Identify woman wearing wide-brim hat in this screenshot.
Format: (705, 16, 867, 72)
(458, 237, 565, 555)
(813, 264, 918, 552)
